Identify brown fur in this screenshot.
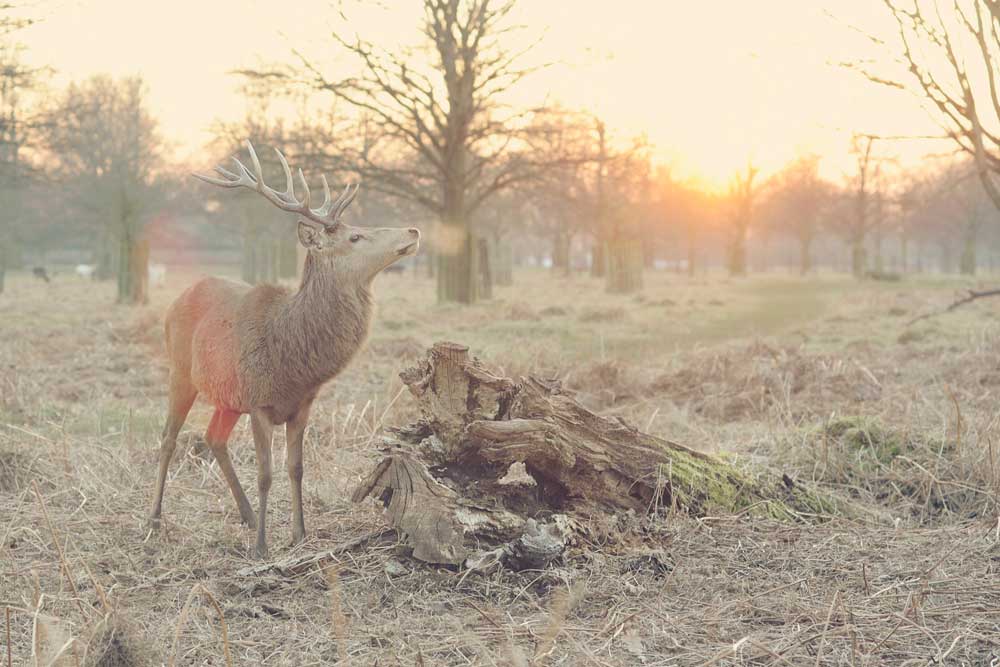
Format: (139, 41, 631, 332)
(149, 219, 419, 557)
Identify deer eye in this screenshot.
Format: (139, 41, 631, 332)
(350, 233, 362, 243)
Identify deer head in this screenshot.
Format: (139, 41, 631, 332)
(195, 140, 420, 282)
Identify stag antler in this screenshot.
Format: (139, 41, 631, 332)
(194, 140, 359, 228)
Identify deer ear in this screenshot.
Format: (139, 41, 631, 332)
(297, 220, 322, 249)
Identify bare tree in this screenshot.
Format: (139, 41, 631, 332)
(246, 0, 547, 304)
(45, 75, 162, 304)
(519, 109, 596, 275)
(830, 135, 884, 277)
(869, 1, 1000, 213)
(0, 2, 36, 36)
(724, 163, 758, 277)
(764, 155, 833, 275)
(0, 44, 45, 293)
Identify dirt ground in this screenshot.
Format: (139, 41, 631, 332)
(1, 266, 999, 665)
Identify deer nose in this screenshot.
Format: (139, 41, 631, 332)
(408, 228, 420, 238)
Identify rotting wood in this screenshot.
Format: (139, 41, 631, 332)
(354, 342, 879, 570)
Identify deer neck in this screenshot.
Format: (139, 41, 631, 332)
(275, 252, 374, 387)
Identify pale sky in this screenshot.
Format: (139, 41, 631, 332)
(19, 0, 948, 189)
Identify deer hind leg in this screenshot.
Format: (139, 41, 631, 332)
(285, 401, 313, 545)
(148, 376, 197, 530)
(250, 411, 274, 559)
(205, 408, 256, 530)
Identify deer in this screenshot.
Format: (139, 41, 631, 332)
(148, 141, 420, 558)
(148, 263, 167, 288)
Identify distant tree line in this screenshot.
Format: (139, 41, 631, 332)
(5, 0, 1000, 308)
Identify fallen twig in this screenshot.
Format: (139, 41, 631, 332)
(907, 287, 1000, 326)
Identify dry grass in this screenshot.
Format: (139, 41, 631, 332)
(1, 267, 999, 664)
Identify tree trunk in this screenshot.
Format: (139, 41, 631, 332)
(590, 238, 606, 278)
(873, 225, 884, 274)
(727, 231, 747, 277)
(353, 343, 879, 570)
(552, 231, 571, 275)
(437, 147, 477, 304)
(437, 224, 478, 304)
(799, 234, 812, 275)
(95, 232, 114, 281)
(492, 238, 513, 286)
(900, 233, 909, 274)
(960, 236, 976, 276)
(851, 237, 866, 278)
(117, 234, 148, 305)
(477, 237, 493, 300)
(941, 241, 955, 274)
(960, 222, 977, 276)
(605, 238, 644, 294)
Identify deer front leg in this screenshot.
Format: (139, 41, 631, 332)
(206, 408, 256, 529)
(285, 401, 313, 545)
(250, 410, 275, 559)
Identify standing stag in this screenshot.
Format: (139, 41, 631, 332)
(148, 141, 420, 557)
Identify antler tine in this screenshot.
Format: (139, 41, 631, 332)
(192, 167, 239, 187)
(332, 183, 360, 220)
(193, 140, 358, 228)
(314, 174, 334, 217)
(230, 156, 258, 185)
(245, 140, 264, 189)
(273, 148, 296, 202)
(297, 168, 312, 210)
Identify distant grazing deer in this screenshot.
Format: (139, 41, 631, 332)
(32, 267, 51, 283)
(75, 264, 96, 280)
(148, 141, 420, 558)
(148, 263, 166, 287)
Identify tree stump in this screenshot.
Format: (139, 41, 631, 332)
(354, 343, 874, 570)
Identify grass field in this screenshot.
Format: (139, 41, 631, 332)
(2, 266, 1000, 665)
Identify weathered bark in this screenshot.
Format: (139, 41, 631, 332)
(799, 234, 813, 275)
(590, 239, 606, 277)
(437, 140, 478, 304)
(354, 342, 873, 570)
(605, 238, 644, 294)
(727, 233, 747, 277)
(552, 231, 570, 275)
(477, 237, 493, 300)
(960, 223, 978, 276)
(851, 237, 866, 278)
(437, 225, 478, 303)
(95, 231, 114, 281)
(117, 234, 148, 305)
